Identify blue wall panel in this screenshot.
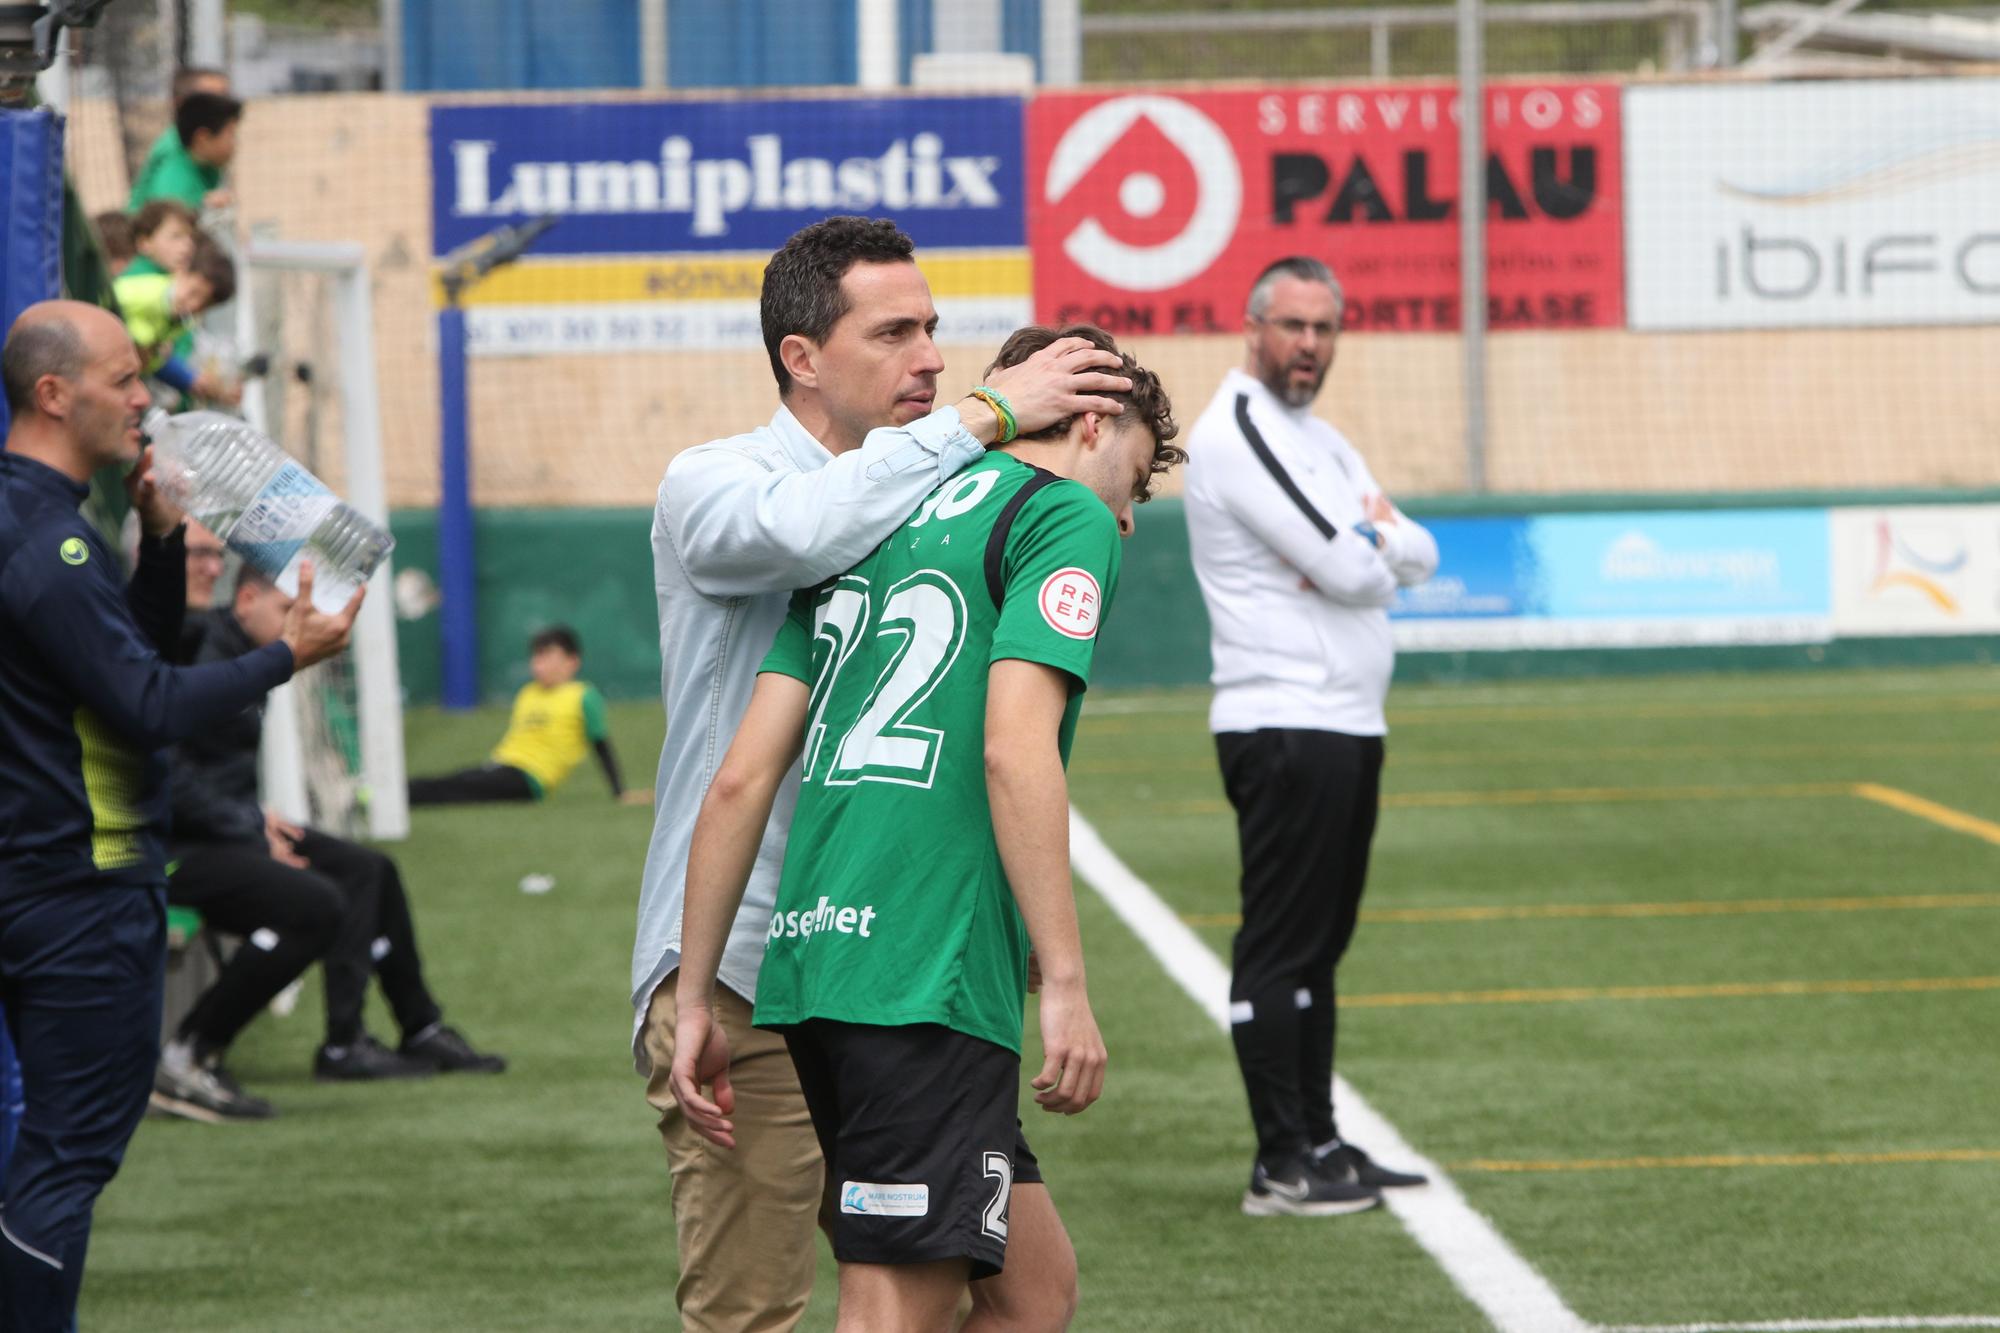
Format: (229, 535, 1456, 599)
(900, 0, 1042, 81)
(669, 0, 856, 89)
(529, 0, 641, 89)
(401, 0, 1041, 92)
(1001, 0, 1041, 71)
(404, 0, 639, 91)
(898, 0, 931, 82)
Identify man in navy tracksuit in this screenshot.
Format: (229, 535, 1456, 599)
(0, 301, 360, 1329)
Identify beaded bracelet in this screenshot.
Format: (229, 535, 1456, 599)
(968, 386, 1019, 444)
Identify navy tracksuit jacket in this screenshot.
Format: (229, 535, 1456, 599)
(0, 449, 292, 1330)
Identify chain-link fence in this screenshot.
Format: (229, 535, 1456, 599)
(56, 0, 2000, 506)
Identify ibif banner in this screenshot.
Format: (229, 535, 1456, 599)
(1625, 79, 2000, 331)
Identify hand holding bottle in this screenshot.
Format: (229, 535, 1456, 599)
(280, 562, 365, 671)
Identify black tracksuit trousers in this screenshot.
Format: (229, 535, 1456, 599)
(1216, 728, 1384, 1167)
(170, 828, 440, 1053)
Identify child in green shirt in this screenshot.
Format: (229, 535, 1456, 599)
(112, 237, 238, 405)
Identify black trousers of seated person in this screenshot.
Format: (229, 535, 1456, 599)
(1216, 728, 1384, 1168)
(169, 830, 441, 1054)
(408, 763, 536, 806)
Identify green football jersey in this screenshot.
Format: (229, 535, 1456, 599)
(753, 452, 1122, 1053)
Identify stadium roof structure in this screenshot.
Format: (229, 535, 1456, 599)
(1740, 0, 2000, 70)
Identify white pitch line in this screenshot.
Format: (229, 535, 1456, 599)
(1068, 808, 1591, 1333)
(1077, 694, 1208, 717)
(1600, 1312, 2000, 1320)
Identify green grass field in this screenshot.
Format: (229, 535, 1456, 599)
(86, 665, 2000, 1330)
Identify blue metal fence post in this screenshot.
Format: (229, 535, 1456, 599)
(0, 105, 64, 1186)
(437, 303, 479, 709)
(431, 216, 555, 710)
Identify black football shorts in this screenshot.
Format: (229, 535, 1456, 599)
(782, 1019, 1042, 1280)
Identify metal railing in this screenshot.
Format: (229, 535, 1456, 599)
(1081, 1, 1722, 77)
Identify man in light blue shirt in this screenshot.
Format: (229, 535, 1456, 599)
(631, 216, 1131, 1332)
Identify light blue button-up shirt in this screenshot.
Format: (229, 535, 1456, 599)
(630, 403, 983, 1069)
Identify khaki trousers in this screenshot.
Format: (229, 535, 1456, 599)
(645, 975, 825, 1332)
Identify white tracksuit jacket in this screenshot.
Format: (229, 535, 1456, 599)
(1183, 369, 1438, 738)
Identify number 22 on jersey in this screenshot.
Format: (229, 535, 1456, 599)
(801, 570, 970, 790)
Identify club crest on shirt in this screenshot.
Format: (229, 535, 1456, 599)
(1038, 568, 1101, 640)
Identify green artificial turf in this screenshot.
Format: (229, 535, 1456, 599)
(84, 665, 2000, 1329)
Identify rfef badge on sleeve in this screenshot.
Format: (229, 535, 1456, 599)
(1038, 568, 1101, 639)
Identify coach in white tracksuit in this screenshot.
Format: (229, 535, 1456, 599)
(1183, 256, 1440, 1217)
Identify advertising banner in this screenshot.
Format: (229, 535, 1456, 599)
(432, 97, 1025, 255)
(1392, 509, 1833, 651)
(1027, 82, 1623, 336)
(1390, 517, 1536, 620)
(1625, 80, 2000, 331)
(1528, 511, 1829, 625)
(429, 97, 1030, 354)
(1831, 505, 2000, 637)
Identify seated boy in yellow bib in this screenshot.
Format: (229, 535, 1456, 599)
(409, 626, 645, 806)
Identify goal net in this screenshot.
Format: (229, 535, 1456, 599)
(236, 238, 409, 843)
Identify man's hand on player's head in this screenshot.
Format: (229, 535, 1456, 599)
(1030, 979, 1106, 1116)
(969, 336, 1133, 444)
(668, 1001, 737, 1149)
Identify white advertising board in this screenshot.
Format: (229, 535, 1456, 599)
(1830, 505, 2000, 637)
(1625, 80, 2000, 331)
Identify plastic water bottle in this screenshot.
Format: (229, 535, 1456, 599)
(145, 408, 393, 614)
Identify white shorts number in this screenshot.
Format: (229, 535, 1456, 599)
(981, 1151, 1013, 1242)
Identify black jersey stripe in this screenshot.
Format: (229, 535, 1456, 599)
(1235, 393, 1337, 541)
(984, 466, 1062, 609)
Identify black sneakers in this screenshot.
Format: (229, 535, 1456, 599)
(399, 1023, 507, 1074)
(152, 1039, 277, 1123)
(1242, 1155, 1381, 1217)
(315, 1026, 506, 1079)
(1314, 1139, 1430, 1190)
(314, 1033, 436, 1082)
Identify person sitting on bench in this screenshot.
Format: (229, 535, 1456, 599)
(155, 569, 505, 1122)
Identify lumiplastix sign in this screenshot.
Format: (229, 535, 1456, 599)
(430, 97, 1026, 255)
(429, 96, 1031, 354)
(1625, 79, 2000, 331)
(1027, 82, 1625, 335)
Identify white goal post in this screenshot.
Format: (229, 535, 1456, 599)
(237, 238, 410, 842)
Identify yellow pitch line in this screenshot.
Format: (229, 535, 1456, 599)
(1385, 782, 1851, 809)
(1853, 783, 2000, 849)
(1450, 1148, 2000, 1174)
(1079, 689, 2000, 731)
(1156, 781, 1853, 816)
(1075, 741, 2000, 775)
(1379, 692, 2000, 726)
(1345, 975, 2000, 1009)
(1179, 891, 2000, 929)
